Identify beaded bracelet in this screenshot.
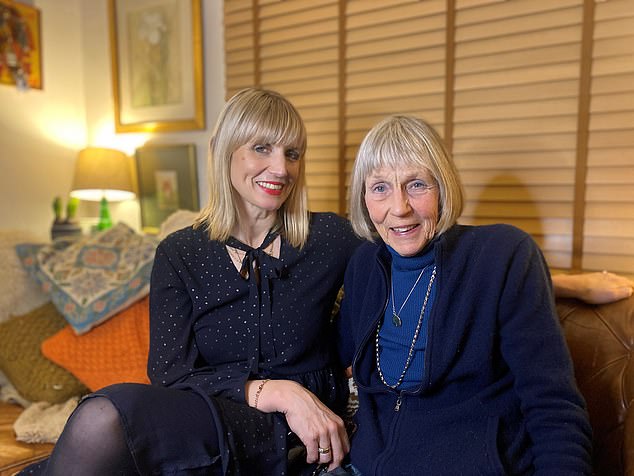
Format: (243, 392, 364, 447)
(254, 379, 270, 409)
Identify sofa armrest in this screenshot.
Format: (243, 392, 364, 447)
(557, 294, 634, 476)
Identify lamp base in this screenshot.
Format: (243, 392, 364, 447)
(97, 197, 113, 231)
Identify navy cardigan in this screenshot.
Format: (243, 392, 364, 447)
(338, 224, 592, 475)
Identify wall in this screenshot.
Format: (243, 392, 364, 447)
(0, 0, 225, 240)
(0, 0, 85, 240)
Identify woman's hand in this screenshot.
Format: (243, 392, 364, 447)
(247, 379, 350, 470)
(553, 271, 634, 304)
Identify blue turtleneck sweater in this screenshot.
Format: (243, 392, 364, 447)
(379, 245, 436, 389)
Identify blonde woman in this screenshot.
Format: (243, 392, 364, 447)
(21, 89, 361, 475)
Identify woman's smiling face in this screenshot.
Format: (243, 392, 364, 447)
(364, 165, 439, 257)
(230, 142, 301, 215)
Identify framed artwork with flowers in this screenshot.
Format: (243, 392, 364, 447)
(0, 0, 42, 89)
(108, 0, 205, 133)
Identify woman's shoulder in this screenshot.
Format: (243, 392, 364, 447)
(309, 212, 359, 242)
(348, 240, 381, 268)
(309, 211, 349, 228)
(449, 223, 532, 244)
(445, 223, 539, 260)
(157, 225, 212, 254)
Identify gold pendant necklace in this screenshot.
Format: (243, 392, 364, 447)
(390, 265, 428, 327)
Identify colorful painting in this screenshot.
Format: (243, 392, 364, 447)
(0, 0, 42, 89)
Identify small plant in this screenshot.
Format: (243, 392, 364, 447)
(52, 196, 80, 223)
(52, 196, 63, 223)
(66, 197, 79, 222)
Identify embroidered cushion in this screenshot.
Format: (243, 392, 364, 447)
(0, 303, 88, 403)
(42, 296, 151, 392)
(16, 223, 157, 334)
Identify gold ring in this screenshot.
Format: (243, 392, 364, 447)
(318, 446, 331, 455)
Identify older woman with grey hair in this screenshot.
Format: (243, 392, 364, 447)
(337, 115, 593, 475)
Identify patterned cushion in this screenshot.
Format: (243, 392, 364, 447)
(16, 223, 157, 334)
(0, 303, 88, 403)
(42, 296, 151, 391)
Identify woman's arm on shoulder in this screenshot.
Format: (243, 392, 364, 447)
(552, 271, 634, 304)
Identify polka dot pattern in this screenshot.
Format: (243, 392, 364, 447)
(146, 212, 362, 473)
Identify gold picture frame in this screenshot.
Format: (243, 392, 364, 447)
(108, 0, 205, 133)
(135, 143, 199, 234)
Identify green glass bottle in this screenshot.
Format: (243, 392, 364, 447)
(97, 197, 113, 231)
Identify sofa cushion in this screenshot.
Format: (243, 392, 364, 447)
(42, 296, 151, 392)
(0, 303, 88, 403)
(0, 230, 50, 323)
(16, 223, 157, 334)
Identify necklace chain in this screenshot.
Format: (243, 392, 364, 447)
(376, 266, 437, 390)
(391, 264, 428, 327)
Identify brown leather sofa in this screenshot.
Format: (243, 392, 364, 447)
(557, 295, 634, 476)
(1, 295, 633, 475)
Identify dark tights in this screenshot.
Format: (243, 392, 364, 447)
(20, 397, 139, 476)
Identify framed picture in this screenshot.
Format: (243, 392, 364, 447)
(108, 0, 205, 132)
(135, 144, 199, 233)
(0, 0, 42, 89)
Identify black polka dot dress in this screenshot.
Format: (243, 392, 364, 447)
(101, 213, 361, 475)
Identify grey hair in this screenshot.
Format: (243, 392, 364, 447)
(348, 115, 464, 241)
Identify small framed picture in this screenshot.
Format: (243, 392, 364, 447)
(135, 144, 199, 233)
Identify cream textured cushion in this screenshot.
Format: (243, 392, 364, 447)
(157, 209, 198, 240)
(0, 229, 49, 323)
(14, 397, 79, 444)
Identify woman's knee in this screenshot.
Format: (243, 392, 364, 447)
(63, 396, 123, 442)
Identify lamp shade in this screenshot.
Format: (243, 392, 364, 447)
(70, 147, 136, 202)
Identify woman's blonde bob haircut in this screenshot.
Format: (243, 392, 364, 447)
(194, 88, 309, 247)
(349, 115, 464, 242)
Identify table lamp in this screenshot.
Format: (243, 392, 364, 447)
(70, 147, 136, 231)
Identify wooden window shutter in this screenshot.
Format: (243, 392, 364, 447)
(583, 0, 634, 273)
(453, 0, 585, 270)
(345, 0, 448, 210)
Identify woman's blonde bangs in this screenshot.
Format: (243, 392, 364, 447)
(195, 88, 310, 247)
(228, 93, 307, 158)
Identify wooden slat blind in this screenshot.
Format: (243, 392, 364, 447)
(583, 0, 634, 273)
(223, 0, 634, 276)
(345, 0, 447, 205)
(224, 1, 256, 98)
(224, 0, 341, 212)
(453, 0, 584, 269)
